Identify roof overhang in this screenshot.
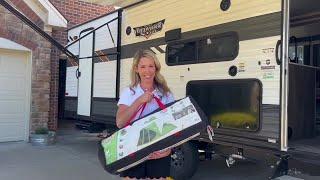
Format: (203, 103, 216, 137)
(0, 38, 31, 51)
(23, 0, 67, 29)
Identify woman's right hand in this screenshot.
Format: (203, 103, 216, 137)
(137, 91, 153, 104)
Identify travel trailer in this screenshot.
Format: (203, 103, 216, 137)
(64, 0, 320, 179)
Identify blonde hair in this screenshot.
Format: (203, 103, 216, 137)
(130, 49, 171, 95)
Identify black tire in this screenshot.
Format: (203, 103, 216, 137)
(170, 141, 199, 180)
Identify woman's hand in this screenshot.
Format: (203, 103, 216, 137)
(148, 149, 171, 160)
(137, 91, 153, 104)
(116, 91, 154, 128)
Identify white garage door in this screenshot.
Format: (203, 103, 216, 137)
(0, 49, 30, 142)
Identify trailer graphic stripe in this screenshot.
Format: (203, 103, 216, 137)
(84, 12, 281, 62)
(154, 46, 165, 53)
(120, 12, 281, 60)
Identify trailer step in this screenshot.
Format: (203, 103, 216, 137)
(274, 175, 303, 180)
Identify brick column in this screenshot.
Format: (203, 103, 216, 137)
(48, 29, 66, 130)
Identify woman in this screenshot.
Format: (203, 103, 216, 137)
(116, 49, 175, 180)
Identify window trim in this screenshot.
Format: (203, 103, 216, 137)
(165, 31, 239, 66)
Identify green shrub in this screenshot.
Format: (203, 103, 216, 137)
(34, 127, 49, 134)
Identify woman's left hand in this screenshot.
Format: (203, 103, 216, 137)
(148, 149, 171, 160)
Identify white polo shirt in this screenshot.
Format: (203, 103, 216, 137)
(117, 84, 175, 121)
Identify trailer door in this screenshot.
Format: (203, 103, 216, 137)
(77, 29, 94, 117)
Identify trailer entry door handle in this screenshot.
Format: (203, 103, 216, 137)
(275, 40, 281, 65)
(76, 68, 81, 79)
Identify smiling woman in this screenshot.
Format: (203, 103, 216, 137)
(116, 49, 173, 132)
(115, 49, 175, 180)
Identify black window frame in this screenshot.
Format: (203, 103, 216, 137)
(165, 31, 239, 66)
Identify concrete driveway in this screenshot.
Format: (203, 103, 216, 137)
(0, 124, 318, 180)
(0, 127, 119, 180)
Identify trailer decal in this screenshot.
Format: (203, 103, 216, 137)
(133, 19, 165, 39)
(150, 46, 165, 54)
(238, 62, 246, 72)
(263, 72, 275, 80)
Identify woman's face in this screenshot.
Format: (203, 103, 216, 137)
(136, 57, 156, 84)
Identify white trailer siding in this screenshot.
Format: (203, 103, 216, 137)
(65, 66, 78, 97)
(119, 36, 280, 104)
(65, 11, 119, 119)
(67, 11, 119, 55)
(121, 0, 281, 45)
(120, 0, 282, 104)
(93, 61, 117, 98)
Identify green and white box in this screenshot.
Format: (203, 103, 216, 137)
(99, 96, 208, 174)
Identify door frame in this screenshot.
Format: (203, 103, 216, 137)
(280, 0, 290, 151)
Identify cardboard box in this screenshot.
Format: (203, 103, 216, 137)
(98, 96, 208, 174)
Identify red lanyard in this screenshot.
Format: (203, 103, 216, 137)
(124, 95, 165, 128)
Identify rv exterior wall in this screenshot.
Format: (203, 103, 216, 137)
(118, 0, 283, 149)
(121, 0, 281, 45)
(121, 0, 282, 105)
(63, 0, 284, 150)
(119, 36, 281, 104)
(65, 66, 78, 97)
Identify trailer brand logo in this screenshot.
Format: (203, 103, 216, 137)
(133, 19, 165, 39)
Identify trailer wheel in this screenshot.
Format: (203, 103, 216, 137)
(170, 141, 199, 180)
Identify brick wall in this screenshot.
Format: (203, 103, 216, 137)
(8, 0, 44, 27)
(50, 0, 115, 28)
(0, 2, 50, 131)
(48, 0, 114, 130)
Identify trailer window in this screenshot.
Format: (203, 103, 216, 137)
(166, 32, 238, 65)
(167, 42, 196, 64)
(186, 79, 261, 131)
